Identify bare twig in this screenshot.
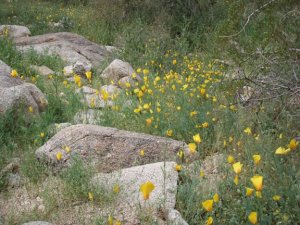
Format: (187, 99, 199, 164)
(220, 0, 278, 38)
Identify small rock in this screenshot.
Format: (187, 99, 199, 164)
(75, 86, 97, 95)
(7, 173, 22, 188)
(100, 84, 121, 97)
(22, 222, 53, 225)
(49, 123, 72, 136)
(73, 109, 103, 124)
(118, 76, 139, 89)
(0, 25, 31, 39)
(63, 65, 73, 77)
(37, 204, 45, 212)
(73, 61, 92, 77)
(100, 59, 135, 84)
(167, 209, 189, 225)
(30, 65, 54, 76)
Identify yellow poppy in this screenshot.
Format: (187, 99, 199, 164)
(251, 175, 263, 191)
(202, 199, 213, 212)
(56, 152, 63, 161)
(273, 195, 281, 201)
(288, 139, 299, 150)
(166, 130, 173, 137)
(244, 127, 252, 135)
(193, 133, 202, 144)
(88, 192, 93, 201)
(246, 187, 254, 196)
(213, 193, 219, 203)
(232, 162, 243, 175)
(10, 69, 18, 77)
(140, 181, 155, 200)
(227, 155, 235, 164)
(188, 143, 197, 154)
(252, 155, 261, 165)
(206, 216, 213, 225)
(248, 212, 258, 225)
(175, 164, 182, 171)
(85, 71, 92, 81)
(275, 147, 291, 155)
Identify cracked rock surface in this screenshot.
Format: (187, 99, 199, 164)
(36, 124, 186, 172)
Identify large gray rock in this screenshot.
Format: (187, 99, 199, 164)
(15, 32, 112, 67)
(0, 60, 47, 115)
(100, 59, 135, 84)
(92, 162, 179, 224)
(0, 25, 31, 39)
(36, 124, 186, 172)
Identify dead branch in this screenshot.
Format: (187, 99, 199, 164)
(220, 0, 278, 38)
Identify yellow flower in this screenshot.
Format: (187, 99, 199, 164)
(252, 154, 261, 165)
(113, 184, 120, 193)
(56, 152, 63, 161)
(248, 212, 258, 225)
(166, 130, 173, 137)
(10, 69, 18, 77)
(101, 89, 109, 102)
(140, 181, 155, 200)
(85, 71, 92, 81)
(177, 149, 184, 159)
(115, 221, 122, 225)
(28, 106, 33, 113)
(193, 133, 202, 144)
(140, 149, 145, 156)
(146, 118, 153, 126)
(64, 146, 71, 153)
(246, 187, 254, 196)
(200, 88, 206, 96)
(273, 195, 281, 201)
(172, 59, 177, 65)
(40, 132, 45, 138)
(143, 103, 150, 110)
(175, 164, 182, 171)
(202, 122, 209, 128)
(88, 192, 93, 201)
(190, 111, 197, 117)
(244, 127, 252, 135)
(232, 162, 243, 175)
(188, 143, 197, 154)
(74, 75, 81, 85)
(275, 147, 291, 155)
(288, 138, 299, 150)
(223, 140, 227, 147)
(234, 175, 239, 185)
(108, 215, 113, 225)
(251, 175, 263, 191)
(213, 193, 219, 203)
(206, 216, 213, 225)
(143, 69, 149, 75)
(227, 155, 235, 164)
(200, 170, 205, 177)
(202, 199, 213, 212)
